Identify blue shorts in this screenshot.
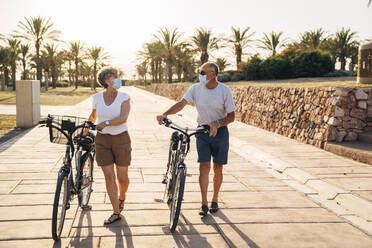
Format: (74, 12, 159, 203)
(195, 126, 229, 165)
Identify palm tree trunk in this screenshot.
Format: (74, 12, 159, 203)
(45, 70, 49, 91)
(167, 61, 172, 84)
(11, 63, 16, 91)
(93, 63, 97, 91)
(22, 59, 27, 80)
(68, 61, 72, 86)
(201, 52, 209, 64)
(36, 42, 42, 81)
(51, 63, 57, 89)
(151, 60, 155, 84)
(236, 47, 242, 70)
(75, 59, 78, 89)
(340, 56, 346, 71)
(4, 67, 9, 87)
(1, 71, 5, 91)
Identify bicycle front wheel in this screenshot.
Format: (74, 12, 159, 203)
(78, 154, 93, 207)
(169, 166, 186, 233)
(52, 171, 70, 241)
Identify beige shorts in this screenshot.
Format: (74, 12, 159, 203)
(95, 131, 132, 167)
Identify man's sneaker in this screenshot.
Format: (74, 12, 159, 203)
(210, 202, 219, 213)
(199, 204, 209, 216)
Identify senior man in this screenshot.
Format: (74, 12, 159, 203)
(156, 62, 235, 216)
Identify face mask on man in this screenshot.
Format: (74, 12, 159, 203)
(113, 78, 122, 90)
(199, 74, 208, 85)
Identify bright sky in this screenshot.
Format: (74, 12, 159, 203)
(0, 0, 371, 77)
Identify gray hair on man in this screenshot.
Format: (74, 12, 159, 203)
(97, 66, 118, 88)
(201, 62, 219, 76)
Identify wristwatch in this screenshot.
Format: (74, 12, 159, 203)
(105, 120, 110, 127)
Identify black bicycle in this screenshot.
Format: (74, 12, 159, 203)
(39, 114, 96, 241)
(161, 118, 209, 232)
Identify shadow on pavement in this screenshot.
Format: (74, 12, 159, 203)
(0, 127, 32, 152)
(164, 214, 213, 248)
(202, 210, 261, 248)
(69, 209, 94, 248)
(105, 216, 134, 248)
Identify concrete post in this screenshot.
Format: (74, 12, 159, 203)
(16, 80, 40, 128)
(358, 41, 372, 84)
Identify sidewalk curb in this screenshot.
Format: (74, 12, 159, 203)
(229, 134, 372, 236)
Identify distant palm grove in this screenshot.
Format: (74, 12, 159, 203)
(0, 16, 369, 92)
(0, 16, 113, 91)
(136, 26, 365, 84)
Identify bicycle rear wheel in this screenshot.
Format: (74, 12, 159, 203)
(52, 171, 70, 241)
(78, 154, 93, 207)
(169, 166, 186, 233)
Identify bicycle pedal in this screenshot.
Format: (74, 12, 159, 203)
(81, 205, 92, 210)
(66, 203, 70, 210)
(154, 198, 164, 203)
(186, 173, 192, 177)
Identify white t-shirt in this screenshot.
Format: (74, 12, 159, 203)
(183, 82, 236, 125)
(91, 91, 130, 135)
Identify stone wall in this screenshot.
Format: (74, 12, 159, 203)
(142, 84, 372, 148)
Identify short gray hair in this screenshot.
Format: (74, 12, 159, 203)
(97, 66, 118, 88)
(201, 62, 219, 75)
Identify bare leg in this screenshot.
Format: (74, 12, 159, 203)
(199, 162, 211, 206)
(212, 163, 223, 203)
(116, 166, 129, 201)
(101, 165, 120, 213)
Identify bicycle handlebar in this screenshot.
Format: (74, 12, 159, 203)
(162, 118, 209, 134)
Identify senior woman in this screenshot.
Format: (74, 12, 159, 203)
(84, 66, 131, 225)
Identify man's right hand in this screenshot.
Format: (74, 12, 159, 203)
(156, 114, 167, 125)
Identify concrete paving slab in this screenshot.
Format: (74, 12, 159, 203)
(218, 223, 372, 248)
(100, 234, 229, 248)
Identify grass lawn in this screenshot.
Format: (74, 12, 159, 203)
(0, 86, 99, 105)
(0, 114, 18, 142)
(178, 76, 372, 88)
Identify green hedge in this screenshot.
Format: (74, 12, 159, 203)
(292, 50, 334, 77)
(240, 50, 334, 80)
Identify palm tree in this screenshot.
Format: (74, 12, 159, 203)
(7, 39, 21, 90)
(87, 46, 110, 90)
(334, 27, 358, 70)
(215, 58, 230, 72)
(20, 44, 31, 80)
(0, 47, 10, 91)
(154, 28, 182, 84)
(258, 31, 288, 56)
(136, 61, 148, 83)
(227, 27, 255, 70)
(69, 41, 85, 89)
(348, 41, 360, 72)
(43, 43, 59, 88)
(191, 27, 222, 64)
(139, 41, 164, 83)
(13, 16, 61, 81)
(299, 28, 327, 51)
(174, 42, 194, 82)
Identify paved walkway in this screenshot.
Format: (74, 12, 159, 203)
(0, 86, 372, 247)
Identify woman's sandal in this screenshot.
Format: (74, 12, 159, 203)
(119, 199, 125, 213)
(104, 213, 121, 225)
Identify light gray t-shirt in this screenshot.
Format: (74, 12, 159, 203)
(183, 82, 236, 125)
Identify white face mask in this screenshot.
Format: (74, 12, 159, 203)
(113, 78, 122, 89)
(199, 74, 208, 85)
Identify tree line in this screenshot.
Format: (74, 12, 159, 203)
(0, 16, 113, 91)
(136, 26, 366, 84)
